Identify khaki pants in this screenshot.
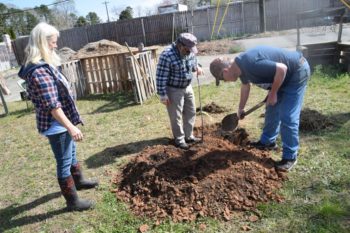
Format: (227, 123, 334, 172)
(166, 85, 196, 144)
(0, 76, 11, 95)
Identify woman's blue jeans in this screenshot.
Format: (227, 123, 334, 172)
(260, 60, 311, 160)
(47, 131, 78, 179)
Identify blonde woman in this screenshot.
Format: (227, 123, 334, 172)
(18, 22, 98, 211)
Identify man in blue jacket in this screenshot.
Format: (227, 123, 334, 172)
(210, 45, 311, 171)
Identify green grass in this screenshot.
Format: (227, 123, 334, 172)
(0, 66, 349, 232)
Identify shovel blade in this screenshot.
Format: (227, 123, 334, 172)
(221, 113, 239, 131)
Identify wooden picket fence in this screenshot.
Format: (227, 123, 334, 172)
(60, 60, 86, 99)
(60, 49, 158, 103)
(80, 52, 131, 95)
(13, 0, 341, 66)
(126, 51, 157, 104)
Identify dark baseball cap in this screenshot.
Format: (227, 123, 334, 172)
(210, 57, 231, 86)
(177, 33, 198, 54)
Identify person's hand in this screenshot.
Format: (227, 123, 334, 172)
(197, 66, 204, 76)
(160, 95, 170, 105)
(68, 125, 83, 142)
(237, 108, 245, 119)
(267, 91, 277, 106)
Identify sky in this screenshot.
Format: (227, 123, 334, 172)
(2, 0, 164, 22)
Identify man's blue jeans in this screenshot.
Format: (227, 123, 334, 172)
(260, 60, 311, 160)
(47, 131, 78, 179)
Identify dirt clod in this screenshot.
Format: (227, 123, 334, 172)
(196, 102, 228, 114)
(112, 124, 286, 222)
(139, 224, 149, 233)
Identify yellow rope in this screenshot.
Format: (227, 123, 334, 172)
(340, 0, 350, 9)
(217, 1, 231, 36)
(211, 0, 221, 40)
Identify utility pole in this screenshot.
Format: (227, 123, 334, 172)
(102, 1, 110, 22)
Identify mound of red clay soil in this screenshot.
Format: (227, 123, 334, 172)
(196, 102, 228, 114)
(112, 124, 286, 222)
(300, 108, 334, 132)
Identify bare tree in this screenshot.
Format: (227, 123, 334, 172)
(51, 0, 77, 30)
(110, 6, 124, 21)
(135, 5, 143, 18)
(143, 7, 157, 16)
(159, 0, 175, 6)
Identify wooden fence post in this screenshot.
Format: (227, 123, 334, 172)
(241, 1, 245, 34)
(141, 18, 147, 46)
(172, 13, 175, 42)
(259, 0, 266, 33)
(207, 7, 211, 38)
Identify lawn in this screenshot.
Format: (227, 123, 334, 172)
(0, 65, 349, 233)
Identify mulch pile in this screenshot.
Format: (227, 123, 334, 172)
(196, 38, 242, 56)
(300, 108, 334, 131)
(112, 124, 287, 222)
(58, 47, 77, 62)
(71, 39, 138, 59)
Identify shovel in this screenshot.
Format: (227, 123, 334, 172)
(221, 95, 268, 131)
(196, 64, 204, 142)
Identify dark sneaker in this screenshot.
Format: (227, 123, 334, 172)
(185, 136, 201, 144)
(249, 140, 278, 150)
(175, 141, 189, 150)
(275, 159, 297, 171)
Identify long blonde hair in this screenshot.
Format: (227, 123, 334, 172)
(24, 22, 61, 66)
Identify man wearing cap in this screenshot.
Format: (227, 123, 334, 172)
(156, 32, 204, 149)
(209, 45, 310, 171)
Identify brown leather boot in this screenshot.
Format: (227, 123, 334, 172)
(58, 175, 93, 211)
(71, 163, 99, 190)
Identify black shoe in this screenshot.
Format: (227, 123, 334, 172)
(275, 159, 297, 171)
(185, 136, 201, 144)
(249, 140, 278, 150)
(175, 141, 189, 150)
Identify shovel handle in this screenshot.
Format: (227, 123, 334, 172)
(241, 95, 268, 118)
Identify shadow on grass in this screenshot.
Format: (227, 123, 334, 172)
(0, 192, 67, 232)
(329, 112, 350, 127)
(8, 108, 34, 118)
(305, 195, 350, 232)
(85, 137, 171, 169)
(80, 92, 137, 114)
(300, 111, 350, 135)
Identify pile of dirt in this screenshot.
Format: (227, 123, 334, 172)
(196, 38, 243, 56)
(112, 124, 286, 222)
(300, 108, 334, 132)
(72, 39, 137, 59)
(58, 47, 76, 62)
(196, 102, 228, 114)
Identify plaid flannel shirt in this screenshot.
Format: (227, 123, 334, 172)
(21, 64, 83, 133)
(156, 43, 197, 97)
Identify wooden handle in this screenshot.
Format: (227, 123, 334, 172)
(242, 95, 268, 117)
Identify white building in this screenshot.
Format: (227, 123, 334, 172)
(158, 4, 188, 14)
